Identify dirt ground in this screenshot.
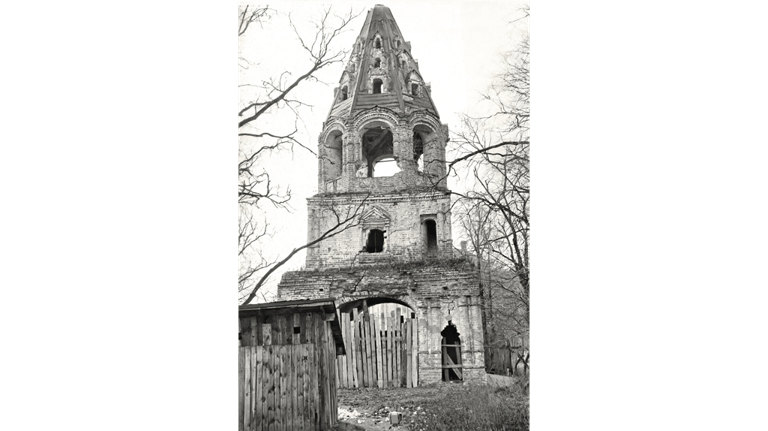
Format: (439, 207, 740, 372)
(336, 383, 465, 430)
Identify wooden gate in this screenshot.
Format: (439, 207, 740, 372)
(239, 344, 321, 431)
(335, 304, 418, 388)
(442, 338, 463, 381)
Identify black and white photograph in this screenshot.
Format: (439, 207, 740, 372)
(238, 2, 529, 429)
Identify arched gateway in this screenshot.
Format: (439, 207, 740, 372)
(277, 4, 485, 387)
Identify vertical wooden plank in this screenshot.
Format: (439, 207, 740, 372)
(331, 324, 338, 427)
(243, 348, 252, 431)
(293, 344, 300, 431)
(266, 345, 275, 431)
(295, 344, 304, 431)
(401, 313, 407, 387)
(352, 308, 364, 388)
(305, 315, 316, 429)
(316, 317, 325, 429)
(275, 346, 284, 431)
(293, 314, 301, 345)
(381, 312, 388, 387)
(239, 348, 245, 431)
(373, 314, 383, 388)
(304, 344, 312, 431)
(321, 319, 331, 429)
(312, 320, 321, 430)
(286, 344, 293, 431)
(326, 322, 336, 428)
(338, 312, 347, 388)
(412, 317, 418, 387)
(366, 311, 375, 388)
(358, 310, 366, 388)
(442, 338, 449, 382)
(387, 311, 394, 387)
(345, 312, 354, 388)
(457, 340, 463, 381)
(361, 301, 370, 388)
(406, 318, 413, 388)
(395, 307, 403, 387)
(255, 346, 264, 431)
(255, 317, 263, 347)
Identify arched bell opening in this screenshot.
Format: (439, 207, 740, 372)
(361, 122, 394, 178)
(323, 130, 344, 180)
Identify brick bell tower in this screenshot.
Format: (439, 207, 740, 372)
(277, 4, 486, 386)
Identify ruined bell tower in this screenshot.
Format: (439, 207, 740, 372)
(278, 4, 486, 386)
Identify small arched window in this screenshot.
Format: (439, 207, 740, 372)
(375, 38, 382, 49)
(341, 86, 348, 100)
(373, 79, 383, 94)
(411, 83, 419, 96)
(374, 58, 381, 68)
(401, 60, 406, 69)
(395, 40, 401, 48)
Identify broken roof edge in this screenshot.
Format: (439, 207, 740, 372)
(239, 298, 346, 355)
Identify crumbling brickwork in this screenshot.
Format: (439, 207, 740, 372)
(278, 261, 485, 385)
(277, 4, 485, 386)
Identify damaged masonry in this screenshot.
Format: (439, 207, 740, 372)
(276, 4, 486, 386)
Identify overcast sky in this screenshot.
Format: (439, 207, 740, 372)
(239, 1, 529, 300)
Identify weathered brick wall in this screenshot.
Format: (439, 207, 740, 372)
(277, 261, 486, 385)
(305, 192, 454, 269)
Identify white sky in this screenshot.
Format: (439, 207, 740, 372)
(240, 1, 528, 299)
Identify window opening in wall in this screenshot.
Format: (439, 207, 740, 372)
(375, 38, 381, 48)
(341, 86, 348, 100)
(441, 321, 463, 382)
(374, 58, 381, 68)
(411, 83, 419, 96)
(395, 40, 401, 48)
(425, 219, 437, 255)
(366, 229, 385, 253)
(413, 130, 424, 172)
(373, 79, 383, 94)
(401, 60, 406, 69)
(372, 157, 400, 177)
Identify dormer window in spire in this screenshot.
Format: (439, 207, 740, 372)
(411, 83, 419, 96)
(372, 79, 383, 94)
(341, 86, 348, 101)
(375, 36, 382, 49)
(395, 40, 401, 49)
(374, 58, 381, 68)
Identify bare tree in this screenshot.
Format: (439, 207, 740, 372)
(238, 5, 363, 304)
(450, 24, 530, 347)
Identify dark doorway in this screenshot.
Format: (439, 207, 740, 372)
(441, 321, 462, 382)
(425, 220, 437, 255)
(366, 229, 385, 253)
(373, 79, 383, 94)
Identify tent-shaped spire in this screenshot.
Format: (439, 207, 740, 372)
(327, 4, 440, 120)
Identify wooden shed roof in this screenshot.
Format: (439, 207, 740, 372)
(239, 299, 345, 355)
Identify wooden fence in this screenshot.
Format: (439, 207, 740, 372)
(335, 306, 418, 388)
(239, 344, 323, 431)
(486, 338, 529, 376)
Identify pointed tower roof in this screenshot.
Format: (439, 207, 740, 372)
(326, 4, 440, 120)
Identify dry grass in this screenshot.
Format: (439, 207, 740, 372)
(338, 381, 529, 431)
